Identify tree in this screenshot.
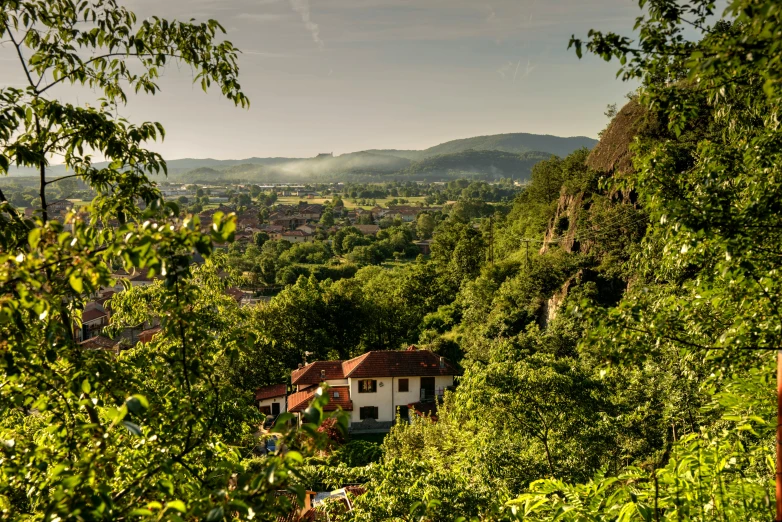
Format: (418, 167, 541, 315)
(416, 213, 435, 239)
(567, 0, 782, 518)
(319, 209, 335, 227)
(0, 2, 329, 519)
(0, 1, 247, 222)
(253, 231, 269, 248)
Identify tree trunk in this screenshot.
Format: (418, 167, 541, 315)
(39, 161, 48, 223)
(542, 432, 555, 477)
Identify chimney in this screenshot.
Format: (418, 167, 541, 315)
(439, 357, 445, 369)
(320, 369, 326, 380)
(297, 363, 303, 369)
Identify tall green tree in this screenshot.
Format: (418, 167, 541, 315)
(0, 2, 326, 520)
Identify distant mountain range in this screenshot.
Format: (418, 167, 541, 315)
(7, 132, 597, 182)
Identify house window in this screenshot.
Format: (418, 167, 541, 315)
(333, 391, 340, 399)
(398, 379, 409, 393)
(396, 405, 409, 419)
(360, 406, 379, 420)
(358, 379, 377, 393)
(271, 402, 280, 416)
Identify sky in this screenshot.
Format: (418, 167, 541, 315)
(0, 0, 642, 160)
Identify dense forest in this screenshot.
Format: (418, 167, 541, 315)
(2, 0, 781, 521)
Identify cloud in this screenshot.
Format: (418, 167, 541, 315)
(289, 0, 324, 49)
(523, 58, 536, 78)
(486, 4, 496, 22)
(242, 49, 289, 58)
(497, 61, 513, 79)
(240, 13, 286, 22)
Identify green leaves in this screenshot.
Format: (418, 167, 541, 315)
(68, 272, 83, 293)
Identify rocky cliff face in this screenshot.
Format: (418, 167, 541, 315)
(536, 99, 648, 327)
(538, 268, 628, 329)
(538, 272, 577, 327)
(540, 190, 594, 256)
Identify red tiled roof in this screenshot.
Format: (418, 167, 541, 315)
(408, 401, 439, 421)
(82, 308, 107, 323)
(226, 287, 244, 303)
(288, 386, 352, 413)
(344, 485, 367, 498)
(355, 225, 380, 235)
(291, 361, 345, 385)
(343, 349, 457, 379)
(256, 383, 288, 401)
(291, 350, 457, 386)
(96, 291, 115, 306)
(78, 335, 120, 351)
(340, 352, 369, 377)
(138, 326, 161, 344)
(288, 385, 318, 411)
(129, 269, 157, 282)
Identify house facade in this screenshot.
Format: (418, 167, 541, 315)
(280, 230, 312, 243)
(74, 302, 109, 342)
(255, 383, 288, 416)
(287, 347, 456, 432)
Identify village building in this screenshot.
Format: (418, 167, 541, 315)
(74, 302, 109, 342)
(354, 224, 380, 236)
(280, 229, 312, 243)
(414, 240, 432, 255)
(296, 224, 317, 235)
(286, 347, 456, 432)
(270, 213, 308, 230)
(47, 199, 74, 216)
(255, 384, 288, 416)
(386, 205, 420, 222)
(78, 335, 122, 353)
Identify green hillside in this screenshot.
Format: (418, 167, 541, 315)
(7, 132, 596, 181)
(421, 132, 597, 157)
(401, 149, 551, 180)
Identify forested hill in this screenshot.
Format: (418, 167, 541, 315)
(158, 132, 593, 182)
(424, 132, 596, 157)
(363, 132, 597, 161)
(400, 149, 551, 180)
(6, 132, 596, 182)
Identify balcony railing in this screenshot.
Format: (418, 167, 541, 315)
(419, 387, 446, 402)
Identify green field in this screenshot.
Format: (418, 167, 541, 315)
(274, 195, 428, 210)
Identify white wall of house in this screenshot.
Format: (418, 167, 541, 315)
(347, 375, 454, 423)
(349, 376, 393, 423)
(258, 396, 286, 415)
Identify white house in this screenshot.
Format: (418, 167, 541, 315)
(287, 347, 457, 431)
(280, 229, 312, 243)
(255, 384, 288, 416)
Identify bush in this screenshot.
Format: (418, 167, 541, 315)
(336, 440, 383, 467)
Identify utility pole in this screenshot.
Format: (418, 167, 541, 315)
(777, 350, 782, 522)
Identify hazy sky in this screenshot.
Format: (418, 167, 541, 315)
(0, 0, 641, 159)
